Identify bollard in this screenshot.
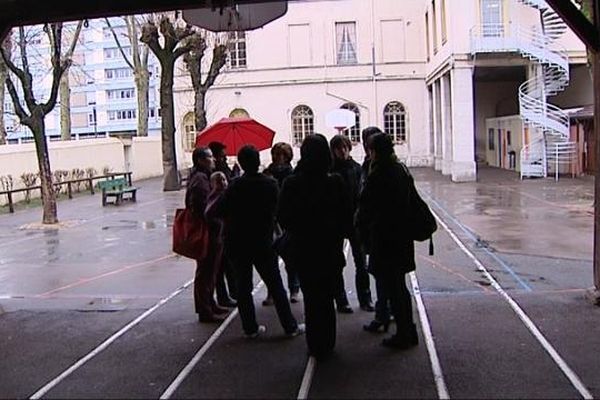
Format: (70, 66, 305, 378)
(67, 182, 72, 199)
(7, 191, 13, 213)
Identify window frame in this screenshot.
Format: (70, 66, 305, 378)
(335, 21, 358, 65)
(291, 105, 314, 146)
(383, 101, 408, 144)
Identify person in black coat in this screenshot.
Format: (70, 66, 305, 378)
(356, 132, 418, 349)
(330, 134, 374, 313)
(277, 134, 353, 359)
(185, 147, 227, 323)
(216, 145, 304, 338)
(208, 141, 238, 308)
(263, 142, 301, 305)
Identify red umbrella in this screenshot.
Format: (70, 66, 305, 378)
(195, 117, 275, 156)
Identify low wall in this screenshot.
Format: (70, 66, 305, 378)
(0, 137, 164, 206)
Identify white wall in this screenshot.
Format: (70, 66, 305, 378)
(0, 138, 163, 206)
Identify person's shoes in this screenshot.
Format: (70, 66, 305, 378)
(262, 296, 274, 306)
(381, 325, 419, 349)
(218, 297, 238, 308)
(337, 304, 354, 314)
(245, 325, 267, 339)
(198, 314, 226, 323)
(290, 292, 300, 304)
(212, 305, 229, 315)
(359, 300, 375, 312)
(363, 319, 390, 333)
(286, 323, 306, 337)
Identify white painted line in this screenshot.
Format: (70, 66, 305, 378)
(295, 240, 350, 400)
(160, 280, 266, 399)
(29, 278, 195, 400)
(297, 356, 317, 400)
(432, 209, 593, 400)
(410, 272, 450, 400)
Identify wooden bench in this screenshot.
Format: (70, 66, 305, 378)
(97, 178, 137, 206)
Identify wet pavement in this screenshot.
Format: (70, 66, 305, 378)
(0, 166, 599, 399)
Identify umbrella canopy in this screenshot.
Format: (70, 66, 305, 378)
(195, 117, 275, 156)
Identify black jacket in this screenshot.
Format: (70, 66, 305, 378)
(216, 172, 279, 250)
(264, 162, 294, 188)
(185, 166, 211, 218)
(331, 157, 362, 212)
(277, 170, 352, 270)
(356, 159, 415, 274)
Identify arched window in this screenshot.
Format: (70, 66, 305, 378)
(383, 101, 407, 143)
(229, 108, 250, 118)
(291, 105, 314, 146)
(182, 112, 196, 152)
(340, 103, 360, 143)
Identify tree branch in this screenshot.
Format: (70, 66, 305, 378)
(42, 23, 66, 115)
(173, 31, 203, 60)
(5, 75, 28, 122)
(17, 26, 36, 111)
(140, 21, 164, 61)
(106, 17, 135, 70)
(201, 44, 227, 91)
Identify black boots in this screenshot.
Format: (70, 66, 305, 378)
(381, 323, 418, 349)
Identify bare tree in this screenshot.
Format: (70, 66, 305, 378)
(183, 32, 228, 132)
(59, 21, 84, 140)
(0, 32, 10, 145)
(106, 16, 151, 137)
(141, 14, 202, 191)
(0, 24, 80, 224)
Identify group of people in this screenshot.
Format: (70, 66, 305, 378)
(184, 126, 419, 359)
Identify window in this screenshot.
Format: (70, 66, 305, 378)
(106, 88, 135, 100)
(108, 109, 136, 121)
(104, 47, 131, 59)
(103, 26, 128, 40)
(441, 0, 447, 43)
(182, 113, 196, 152)
(383, 102, 407, 143)
(335, 22, 357, 65)
(88, 112, 97, 127)
(291, 105, 314, 146)
(105, 68, 132, 80)
(340, 103, 360, 143)
(432, 0, 438, 53)
(488, 128, 495, 150)
(481, 0, 503, 37)
(228, 31, 247, 69)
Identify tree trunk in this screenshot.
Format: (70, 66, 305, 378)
(135, 70, 149, 136)
(160, 60, 180, 191)
(195, 89, 207, 132)
(59, 71, 71, 140)
(0, 60, 6, 145)
(32, 113, 58, 224)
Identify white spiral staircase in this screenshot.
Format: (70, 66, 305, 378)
(470, 0, 577, 179)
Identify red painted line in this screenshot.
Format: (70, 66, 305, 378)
(36, 254, 177, 298)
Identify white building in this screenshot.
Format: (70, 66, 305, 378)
(4, 18, 162, 143)
(173, 0, 592, 181)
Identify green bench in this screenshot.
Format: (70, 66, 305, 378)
(97, 178, 137, 206)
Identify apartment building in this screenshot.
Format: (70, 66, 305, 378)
(174, 0, 592, 181)
(4, 18, 162, 143)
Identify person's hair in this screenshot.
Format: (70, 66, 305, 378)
(208, 141, 226, 157)
(361, 126, 383, 151)
(210, 171, 227, 183)
(192, 146, 211, 168)
(298, 133, 331, 175)
(330, 134, 352, 152)
(237, 145, 260, 173)
(271, 142, 293, 164)
(368, 132, 395, 160)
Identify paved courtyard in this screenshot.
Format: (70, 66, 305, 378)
(0, 165, 599, 399)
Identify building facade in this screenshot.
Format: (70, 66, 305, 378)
(3, 18, 162, 143)
(173, 0, 592, 181)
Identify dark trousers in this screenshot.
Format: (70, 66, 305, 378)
(349, 232, 372, 305)
(216, 256, 237, 301)
(229, 245, 298, 335)
(375, 268, 414, 334)
(298, 266, 337, 357)
(266, 261, 300, 298)
(194, 242, 223, 317)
